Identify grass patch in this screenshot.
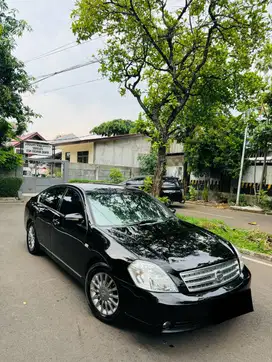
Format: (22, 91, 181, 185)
(177, 214, 272, 255)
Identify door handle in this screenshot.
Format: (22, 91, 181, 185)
(52, 218, 60, 226)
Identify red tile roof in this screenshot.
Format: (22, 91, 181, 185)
(11, 132, 46, 147)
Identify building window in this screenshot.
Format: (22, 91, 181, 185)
(65, 152, 71, 162)
(77, 151, 89, 163)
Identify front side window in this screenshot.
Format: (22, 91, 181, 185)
(86, 189, 173, 226)
(77, 151, 89, 163)
(39, 187, 64, 210)
(60, 188, 85, 216)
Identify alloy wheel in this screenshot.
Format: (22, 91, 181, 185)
(28, 225, 36, 251)
(90, 272, 119, 316)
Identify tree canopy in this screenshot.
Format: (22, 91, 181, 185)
(138, 151, 157, 175)
(72, 0, 272, 195)
(184, 115, 249, 179)
(91, 119, 134, 137)
(248, 92, 272, 191)
(0, 0, 37, 149)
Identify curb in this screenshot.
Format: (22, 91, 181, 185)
(239, 248, 272, 263)
(0, 197, 24, 204)
(185, 201, 229, 209)
(230, 206, 264, 214)
(185, 202, 272, 216)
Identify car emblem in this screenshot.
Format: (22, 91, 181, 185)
(215, 270, 224, 282)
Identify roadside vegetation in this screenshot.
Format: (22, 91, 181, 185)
(177, 214, 272, 255)
(0, 177, 22, 197)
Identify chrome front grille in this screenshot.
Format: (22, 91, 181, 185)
(180, 259, 240, 292)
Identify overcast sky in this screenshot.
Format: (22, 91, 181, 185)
(7, 0, 142, 139)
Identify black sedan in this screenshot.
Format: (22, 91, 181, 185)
(122, 176, 185, 203)
(24, 183, 253, 333)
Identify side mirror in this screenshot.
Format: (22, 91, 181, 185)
(64, 213, 84, 222)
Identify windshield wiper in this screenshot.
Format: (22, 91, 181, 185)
(135, 219, 160, 225)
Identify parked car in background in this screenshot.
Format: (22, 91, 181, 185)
(25, 183, 253, 334)
(122, 176, 185, 203)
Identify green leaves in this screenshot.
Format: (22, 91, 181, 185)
(0, 0, 37, 148)
(184, 115, 248, 178)
(72, 0, 272, 193)
(138, 152, 157, 175)
(91, 119, 134, 136)
(0, 148, 23, 170)
(72, 0, 271, 141)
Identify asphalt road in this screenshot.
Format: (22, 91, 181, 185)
(176, 203, 272, 234)
(1, 204, 272, 362)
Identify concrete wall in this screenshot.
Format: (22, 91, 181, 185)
(59, 142, 94, 164)
(68, 163, 140, 181)
(68, 163, 96, 180)
(169, 141, 184, 154)
(94, 135, 150, 168)
(242, 165, 272, 184)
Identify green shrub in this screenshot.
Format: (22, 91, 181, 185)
(228, 194, 236, 205)
(138, 152, 157, 175)
(202, 186, 209, 202)
(258, 190, 271, 210)
(239, 194, 247, 206)
(0, 177, 23, 197)
(156, 196, 171, 206)
(0, 148, 23, 171)
(141, 175, 153, 193)
(109, 168, 124, 184)
(189, 185, 198, 201)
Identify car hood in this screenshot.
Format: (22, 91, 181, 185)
(101, 218, 236, 272)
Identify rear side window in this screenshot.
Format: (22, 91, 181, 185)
(39, 187, 64, 210)
(59, 188, 85, 216)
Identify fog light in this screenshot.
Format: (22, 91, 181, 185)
(162, 321, 171, 330)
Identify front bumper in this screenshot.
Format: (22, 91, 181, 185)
(119, 266, 253, 333)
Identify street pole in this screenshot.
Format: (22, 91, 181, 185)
(236, 124, 248, 205)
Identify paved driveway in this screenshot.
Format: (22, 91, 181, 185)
(176, 203, 272, 234)
(1, 204, 272, 362)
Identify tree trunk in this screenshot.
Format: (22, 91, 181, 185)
(259, 149, 268, 193)
(253, 153, 257, 197)
(183, 160, 190, 196)
(152, 145, 167, 196)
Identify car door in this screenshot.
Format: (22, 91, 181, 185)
(35, 186, 66, 251)
(50, 187, 91, 278)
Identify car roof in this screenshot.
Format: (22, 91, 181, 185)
(68, 183, 128, 192)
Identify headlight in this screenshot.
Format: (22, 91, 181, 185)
(233, 246, 244, 271)
(128, 260, 178, 292)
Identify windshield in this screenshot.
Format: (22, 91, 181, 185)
(86, 189, 174, 227)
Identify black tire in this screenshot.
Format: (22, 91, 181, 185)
(85, 265, 123, 324)
(26, 222, 40, 255)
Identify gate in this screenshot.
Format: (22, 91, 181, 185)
(21, 158, 69, 194)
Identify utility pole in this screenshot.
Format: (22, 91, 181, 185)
(236, 123, 248, 205)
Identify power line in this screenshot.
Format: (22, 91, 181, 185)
(32, 60, 99, 85)
(40, 78, 104, 95)
(24, 37, 104, 63)
(24, 41, 77, 63)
